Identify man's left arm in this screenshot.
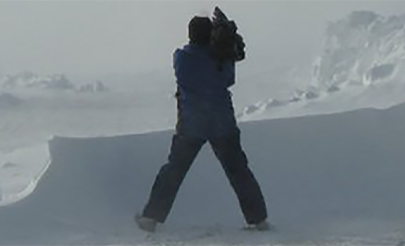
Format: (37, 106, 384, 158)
(226, 62, 236, 87)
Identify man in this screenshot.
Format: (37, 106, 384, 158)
(136, 14, 269, 232)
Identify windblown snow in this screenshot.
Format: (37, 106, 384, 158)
(1, 10, 405, 245)
(239, 11, 405, 120)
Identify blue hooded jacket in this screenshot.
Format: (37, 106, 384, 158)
(173, 44, 238, 139)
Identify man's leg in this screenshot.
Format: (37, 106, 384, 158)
(142, 133, 205, 223)
(209, 130, 268, 225)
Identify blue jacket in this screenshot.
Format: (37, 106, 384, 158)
(173, 44, 238, 139)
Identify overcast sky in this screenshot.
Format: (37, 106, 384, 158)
(1, 1, 405, 77)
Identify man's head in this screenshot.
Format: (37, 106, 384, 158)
(188, 16, 212, 45)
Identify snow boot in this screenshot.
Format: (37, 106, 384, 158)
(135, 214, 158, 233)
(244, 220, 272, 231)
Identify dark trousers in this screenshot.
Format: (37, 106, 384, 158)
(142, 130, 268, 224)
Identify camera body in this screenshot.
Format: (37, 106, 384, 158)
(209, 7, 246, 63)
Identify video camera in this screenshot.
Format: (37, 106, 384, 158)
(209, 7, 246, 63)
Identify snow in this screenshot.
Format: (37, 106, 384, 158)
(0, 144, 49, 206)
(1, 71, 109, 93)
(239, 11, 405, 121)
(0, 92, 23, 108)
(1, 71, 75, 90)
(1, 9, 405, 246)
(1, 104, 405, 245)
(77, 80, 109, 93)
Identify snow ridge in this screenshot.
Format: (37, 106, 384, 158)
(314, 11, 405, 89)
(0, 71, 109, 93)
(2, 104, 405, 245)
(1, 71, 75, 90)
(0, 93, 23, 108)
(239, 11, 405, 121)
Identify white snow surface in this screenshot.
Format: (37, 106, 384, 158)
(0, 144, 49, 206)
(1, 105, 405, 245)
(1, 10, 405, 245)
(239, 11, 405, 121)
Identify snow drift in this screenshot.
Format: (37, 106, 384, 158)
(313, 11, 405, 89)
(0, 93, 23, 108)
(1, 72, 75, 91)
(0, 144, 49, 207)
(239, 11, 405, 121)
(0, 71, 109, 93)
(1, 103, 405, 245)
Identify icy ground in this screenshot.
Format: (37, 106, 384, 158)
(1, 10, 405, 245)
(2, 104, 405, 245)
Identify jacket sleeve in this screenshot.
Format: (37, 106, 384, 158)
(173, 49, 196, 90)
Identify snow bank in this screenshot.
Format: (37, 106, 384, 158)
(314, 11, 405, 89)
(0, 71, 109, 93)
(0, 93, 23, 108)
(0, 144, 50, 206)
(1, 71, 75, 90)
(239, 11, 405, 121)
(77, 80, 109, 93)
(1, 103, 405, 245)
